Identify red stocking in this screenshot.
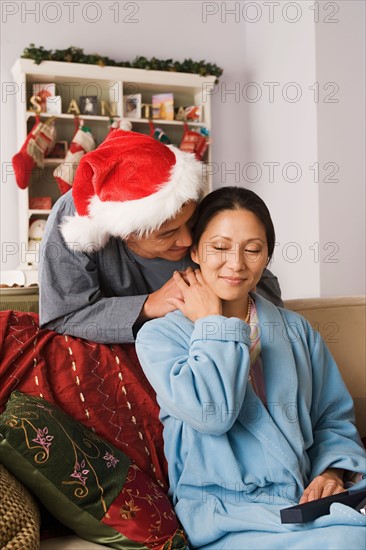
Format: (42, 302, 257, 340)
(53, 120, 96, 195)
(12, 116, 56, 189)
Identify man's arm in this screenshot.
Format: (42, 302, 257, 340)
(256, 267, 283, 307)
(39, 193, 147, 343)
(39, 193, 186, 343)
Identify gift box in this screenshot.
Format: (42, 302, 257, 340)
(280, 488, 366, 524)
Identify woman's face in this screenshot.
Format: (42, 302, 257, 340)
(191, 209, 269, 303)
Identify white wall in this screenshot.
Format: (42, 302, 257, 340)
(316, 0, 366, 296)
(242, 3, 320, 299)
(1, 1, 365, 299)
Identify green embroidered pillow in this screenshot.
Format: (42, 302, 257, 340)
(0, 391, 187, 550)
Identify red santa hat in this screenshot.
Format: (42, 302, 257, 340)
(60, 130, 205, 251)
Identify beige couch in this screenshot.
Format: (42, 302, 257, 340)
(28, 296, 366, 548)
(285, 296, 365, 438)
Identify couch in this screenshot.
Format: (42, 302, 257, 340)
(1, 296, 365, 549)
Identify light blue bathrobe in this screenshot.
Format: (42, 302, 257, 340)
(136, 294, 366, 549)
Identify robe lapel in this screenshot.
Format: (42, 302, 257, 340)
(241, 294, 306, 489)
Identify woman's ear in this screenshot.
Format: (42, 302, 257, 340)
(190, 246, 198, 264)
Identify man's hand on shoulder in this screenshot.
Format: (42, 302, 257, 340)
(138, 272, 187, 321)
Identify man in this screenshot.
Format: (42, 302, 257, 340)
(39, 130, 282, 343)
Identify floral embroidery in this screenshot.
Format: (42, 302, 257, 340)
(117, 464, 176, 538)
(120, 499, 142, 519)
(103, 451, 119, 468)
(70, 459, 89, 486)
(32, 427, 54, 450)
(3, 392, 183, 549)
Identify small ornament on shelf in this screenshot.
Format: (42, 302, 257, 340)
(32, 83, 56, 112)
(100, 100, 118, 117)
(29, 95, 42, 114)
(46, 96, 62, 115)
(175, 106, 186, 121)
(175, 105, 202, 122)
(152, 93, 174, 120)
(67, 99, 80, 115)
(141, 103, 152, 119)
(124, 94, 142, 118)
(80, 96, 98, 115)
(185, 105, 201, 121)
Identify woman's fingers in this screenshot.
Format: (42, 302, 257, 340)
(185, 267, 200, 286)
(299, 475, 346, 504)
(175, 268, 202, 289)
(173, 270, 189, 290)
(194, 269, 204, 284)
(167, 297, 186, 312)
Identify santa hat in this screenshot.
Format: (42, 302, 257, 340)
(60, 130, 205, 251)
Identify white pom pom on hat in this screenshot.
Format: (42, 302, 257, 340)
(60, 130, 205, 251)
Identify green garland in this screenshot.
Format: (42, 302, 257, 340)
(21, 44, 223, 82)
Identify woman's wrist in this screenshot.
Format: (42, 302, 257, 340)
(323, 467, 344, 483)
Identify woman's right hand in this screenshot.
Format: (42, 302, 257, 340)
(167, 267, 222, 322)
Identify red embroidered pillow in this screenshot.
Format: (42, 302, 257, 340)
(0, 391, 187, 550)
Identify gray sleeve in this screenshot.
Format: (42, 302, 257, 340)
(39, 193, 147, 343)
(256, 267, 283, 307)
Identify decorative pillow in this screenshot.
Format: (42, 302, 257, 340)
(0, 463, 40, 550)
(0, 391, 187, 550)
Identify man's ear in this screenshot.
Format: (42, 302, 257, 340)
(190, 246, 198, 264)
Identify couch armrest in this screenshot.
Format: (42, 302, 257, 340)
(284, 296, 366, 438)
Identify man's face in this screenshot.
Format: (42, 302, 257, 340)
(125, 201, 197, 261)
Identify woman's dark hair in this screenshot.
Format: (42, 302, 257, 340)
(192, 186, 275, 261)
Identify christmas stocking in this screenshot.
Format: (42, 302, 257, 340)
(12, 116, 56, 189)
(53, 123, 96, 195)
(180, 123, 210, 161)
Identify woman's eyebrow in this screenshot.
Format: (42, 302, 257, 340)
(209, 234, 231, 240)
(208, 235, 265, 242)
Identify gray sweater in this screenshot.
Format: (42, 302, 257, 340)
(39, 191, 283, 343)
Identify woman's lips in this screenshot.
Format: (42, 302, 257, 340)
(220, 276, 246, 285)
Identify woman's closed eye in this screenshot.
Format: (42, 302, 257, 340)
(245, 248, 261, 254)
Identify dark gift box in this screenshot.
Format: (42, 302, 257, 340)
(280, 488, 366, 524)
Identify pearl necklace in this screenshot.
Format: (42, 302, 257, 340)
(245, 296, 252, 324)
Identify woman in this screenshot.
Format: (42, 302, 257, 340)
(136, 187, 366, 549)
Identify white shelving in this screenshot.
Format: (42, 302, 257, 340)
(26, 111, 208, 127)
(11, 58, 215, 273)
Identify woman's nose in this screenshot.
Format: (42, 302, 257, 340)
(225, 245, 245, 270)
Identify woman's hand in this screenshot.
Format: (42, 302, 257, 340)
(167, 267, 222, 322)
(299, 468, 345, 504)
